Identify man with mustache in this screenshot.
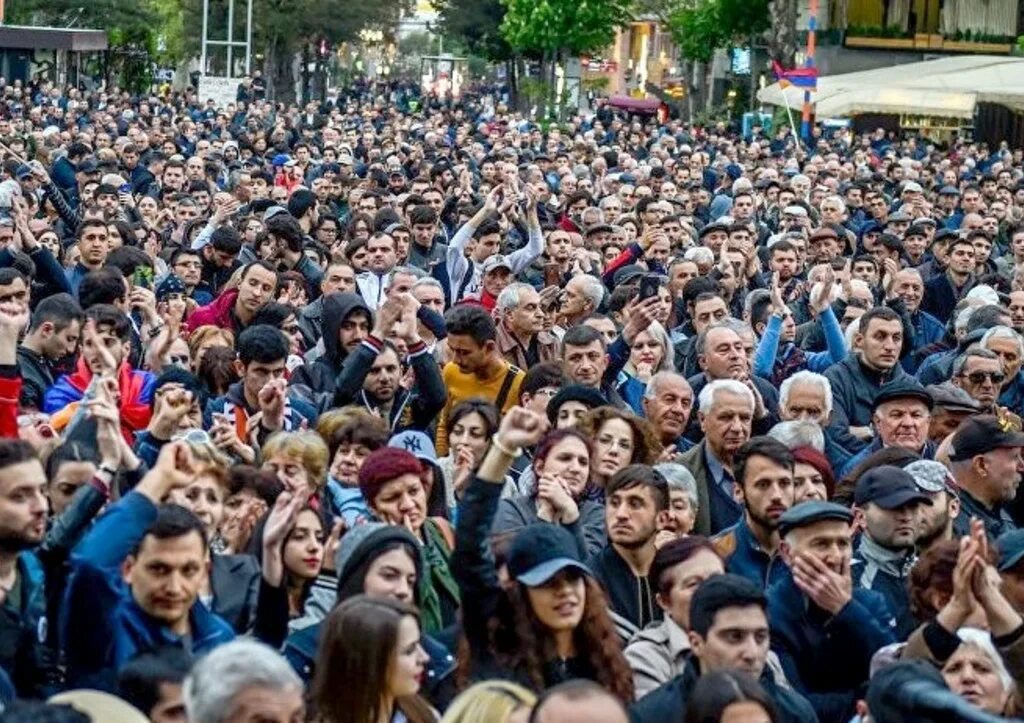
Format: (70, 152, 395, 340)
(851, 466, 932, 640)
(712, 437, 795, 589)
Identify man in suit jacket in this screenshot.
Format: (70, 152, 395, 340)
(679, 379, 754, 535)
(210, 554, 261, 633)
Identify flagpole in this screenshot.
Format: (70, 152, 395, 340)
(801, 0, 819, 142)
(782, 87, 797, 137)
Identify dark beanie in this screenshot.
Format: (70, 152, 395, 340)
(358, 447, 423, 503)
(546, 384, 607, 424)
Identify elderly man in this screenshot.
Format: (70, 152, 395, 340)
(953, 347, 1019, 422)
(949, 416, 1024, 537)
(687, 322, 779, 442)
(837, 380, 936, 478)
(924, 382, 980, 443)
(495, 282, 558, 369)
(184, 640, 304, 723)
(679, 379, 755, 536)
(824, 306, 909, 458)
(982, 325, 1024, 416)
(891, 268, 945, 373)
(770, 502, 897, 722)
(641, 371, 695, 453)
(556, 274, 605, 335)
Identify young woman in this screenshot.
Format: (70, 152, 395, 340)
(493, 428, 607, 558)
(312, 596, 435, 723)
(438, 400, 514, 513)
(576, 407, 662, 494)
(617, 322, 673, 414)
(359, 448, 460, 634)
(283, 523, 457, 707)
(454, 406, 634, 701)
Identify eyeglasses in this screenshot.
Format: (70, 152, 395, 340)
(167, 355, 190, 366)
(172, 428, 211, 445)
(961, 371, 1006, 385)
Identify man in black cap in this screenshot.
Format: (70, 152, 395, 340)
(851, 465, 932, 639)
(948, 415, 1024, 537)
(768, 501, 897, 722)
(996, 528, 1024, 612)
(836, 380, 935, 478)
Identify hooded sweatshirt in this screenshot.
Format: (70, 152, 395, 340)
(289, 292, 372, 404)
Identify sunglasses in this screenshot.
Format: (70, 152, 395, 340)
(961, 371, 1006, 385)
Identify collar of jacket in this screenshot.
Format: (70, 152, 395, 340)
(857, 534, 915, 577)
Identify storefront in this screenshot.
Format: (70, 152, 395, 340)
(0, 25, 108, 87)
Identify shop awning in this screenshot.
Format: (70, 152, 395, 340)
(757, 55, 1024, 119)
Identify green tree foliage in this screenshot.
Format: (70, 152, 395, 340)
(499, 0, 635, 56)
(434, 0, 512, 61)
(655, 0, 770, 62)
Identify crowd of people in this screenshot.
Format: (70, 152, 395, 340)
(0, 70, 1021, 723)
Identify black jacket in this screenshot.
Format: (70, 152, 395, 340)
(16, 347, 53, 412)
(824, 353, 909, 458)
(454, 476, 598, 691)
(630, 656, 818, 723)
(289, 292, 371, 404)
(589, 545, 660, 642)
(333, 334, 446, 433)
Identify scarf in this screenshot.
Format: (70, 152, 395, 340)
(418, 518, 461, 635)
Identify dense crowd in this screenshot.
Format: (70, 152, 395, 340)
(0, 71, 1021, 723)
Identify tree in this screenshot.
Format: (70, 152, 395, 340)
(435, 0, 511, 62)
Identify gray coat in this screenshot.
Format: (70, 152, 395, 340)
(625, 617, 690, 699)
(491, 494, 607, 560)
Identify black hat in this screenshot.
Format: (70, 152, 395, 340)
(949, 415, 1024, 462)
(699, 221, 730, 237)
(155, 274, 187, 301)
(872, 380, 933, 412)
(854, 466, 933, 510)
(546, 384, 607, 424)
(932, 228, 960, 245)
(506, 523, 592, 586)
(612, 264, 645, 286)
(777, 501, 852, 537)
(904, 223, 929, 238)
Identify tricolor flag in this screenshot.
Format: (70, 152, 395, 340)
(772, 60, 818, 90)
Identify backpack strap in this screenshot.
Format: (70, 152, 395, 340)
(494, 365, 521, 413)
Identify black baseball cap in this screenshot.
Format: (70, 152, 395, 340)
(949, 415, 1024, 462)
(855, 466, 934, 510)
(506, 524, 592, 587)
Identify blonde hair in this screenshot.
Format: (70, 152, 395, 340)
(262, 431, 330, 488)
(187, 325, 235, 363)
(439, 681, 537, 723)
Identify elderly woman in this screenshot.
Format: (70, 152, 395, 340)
(261, 431, 330, 506)
(654, 462, 699, 538)
(903, 523, 1024, 711)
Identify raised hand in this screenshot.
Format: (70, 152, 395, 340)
(495, 406, 549, 450)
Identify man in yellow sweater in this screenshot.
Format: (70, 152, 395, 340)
(437, 304, 524, 455)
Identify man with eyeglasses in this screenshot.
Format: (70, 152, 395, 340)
(168, 248, 210, 305)
(953, 347, 1021, 426)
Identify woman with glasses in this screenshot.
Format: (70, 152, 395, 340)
(576, 407, 662, 496)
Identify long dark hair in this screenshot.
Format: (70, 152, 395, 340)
(336, 540, 422, 605)
(312, 595, 435, 723)
(459, 575, 634, 703)
(684, 670, 779, 723)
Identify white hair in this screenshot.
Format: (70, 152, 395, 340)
(643, 370, 691, 401)
(628, 321, 673, 375)
(654, 462, 699, 511)
(981, 325, 1024, 357)
(822, 195, 846, 213)
(768, 420, 825, 452)
(496, 282, 537, 316)
(844, 316, 861, 351)
(184, 640, 301, 723)
(956, 628, 1015, 692)
(698, 379, 754, 414)
(411, 277, 444, 295)
(573, 274, 605, 309)
(966, 285, 1001, 306)
(779, 370, 833, 418)
(684, 247, 714, 266)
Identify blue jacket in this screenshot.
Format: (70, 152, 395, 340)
(0, 552, 57, 697)
(768, 567, 896, 723)
(753, 307, 846, 380)
(901, 310, 945, 373)
(1000, 372, 1024, 417)
(63, 492, 235, 691)
(712, 518, 787, 589)
(851, 536, 918, 641)
(837, 438, 937, 480)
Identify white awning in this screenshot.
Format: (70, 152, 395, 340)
(757, 55, 1024, 119)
